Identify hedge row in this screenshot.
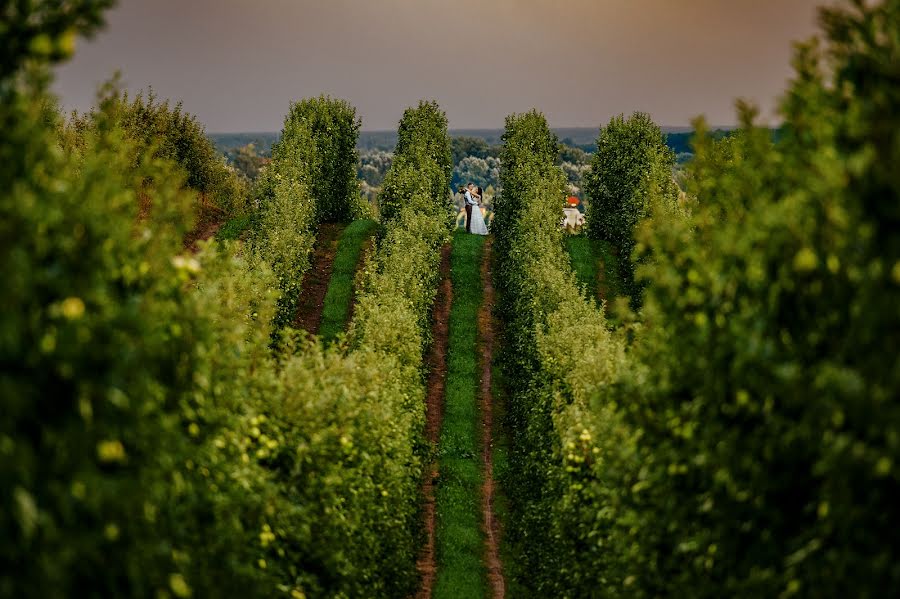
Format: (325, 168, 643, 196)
(193, 99, 452, 596)
(2, 76, 293, 598)
(344, 102, 454, 448)
(2, 28, 451, 592)
(251, 103, 327, 331)
(497, 2, 900, 597)
(298, 99, 453, 594)
(257, 96, 366, 225)
(616, 2, 900, 594)
(492, 111, 631, 597)
(249, 104, 311, 317)
(251, 96, 368, 331)
(378, 101, 453, 225)
(583, 112, 679, 305)
(61, 86, 249, 218)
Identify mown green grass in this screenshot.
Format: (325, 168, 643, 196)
(564, 235, 623, 306)
(565, 234, 600, 297)
(215, 213, 254, 241)
(319, 219, 379, 343)
(434, 231, 487, 599)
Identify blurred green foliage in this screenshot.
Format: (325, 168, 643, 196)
(62, 86, 249, 218)
(583, 112, 679, 304)
(451, 135, 499, 165)
(0, 0, 114, 82)
(0, 69, 292, 596)
(227, 142, 268, 182)
(618, 1, 900, 594)
(493, 1, 900, 597)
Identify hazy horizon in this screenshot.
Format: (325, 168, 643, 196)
(54, 0, 824, 132)
(208, 125, 704, 135)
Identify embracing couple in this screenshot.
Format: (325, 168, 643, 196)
(463, 182, 488, 235)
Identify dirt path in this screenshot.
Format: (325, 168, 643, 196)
(478, 239, 505, 599)
(183, 194, 226, 252)
(293, 223, 343, 335)
(416, 243, 453, 599)
(183, 218, 224, 252)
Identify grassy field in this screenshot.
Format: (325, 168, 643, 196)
(319, 219, 379, 343)
(565, 234, 600, 298)
(564, 234, 623, 306)
(434, 232, 487, 598)
(215, 214, 254, 241)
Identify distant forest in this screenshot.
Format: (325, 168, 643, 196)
(208, 126, 741, 158)
(210, 126, 747, 204)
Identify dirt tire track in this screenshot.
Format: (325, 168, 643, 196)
(416, 243, 453, 599)
(478, 239, 505, 599)
(183, 194, 226, 252)
(293, 223, 343, 335)
(183, 219, 224, 253)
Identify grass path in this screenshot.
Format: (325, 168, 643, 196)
(215, 213, 254, 242)
(434, 232, 485, 597)
(564, 235, 622, 306)
(293, 223, 344, 335)
(318, 219, 378, 343)
(431, 231, 505, 599)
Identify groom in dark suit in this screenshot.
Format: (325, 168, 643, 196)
(463, 182, 477, 233)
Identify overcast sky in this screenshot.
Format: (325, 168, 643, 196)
(53, 0, 825, 132)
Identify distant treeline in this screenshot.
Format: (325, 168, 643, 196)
(209, 131, 279, 155)
(210, 126, 751, 157)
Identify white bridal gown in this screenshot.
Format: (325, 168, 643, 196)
(470, 205, 489, 235)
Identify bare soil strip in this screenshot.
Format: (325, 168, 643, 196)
(478, 239, 505, 599)
(293, 223, 343, 335)
(416, 243, 453, 599)
(183, 218, 224, 252)
(183, 195, 226, 252)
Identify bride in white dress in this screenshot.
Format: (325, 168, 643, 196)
(470, 186, 489, 235)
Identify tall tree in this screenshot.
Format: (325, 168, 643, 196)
(583, 112, 678, 302)
(274, 95, 362, 224)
